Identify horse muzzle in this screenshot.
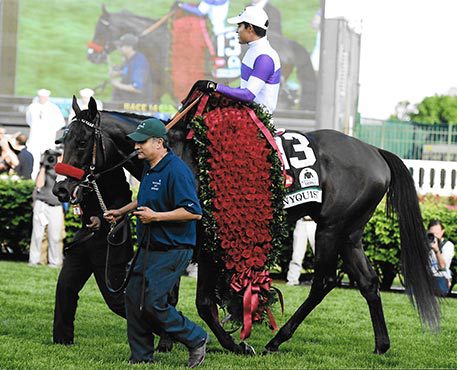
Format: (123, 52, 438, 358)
(87, 48, 108, 64)
(53, 179, 84, 204)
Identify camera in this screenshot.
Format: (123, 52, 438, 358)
(426, 232, 437, 245)
(41, 149, 62, 168)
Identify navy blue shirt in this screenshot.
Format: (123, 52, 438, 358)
(113, 52, 153, 103)
(15, 148, 34, 179)
(137, 150, 201, 248)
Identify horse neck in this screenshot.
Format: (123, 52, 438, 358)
(97, 166, 130, 194)
(100, 111, 144, 180)
(111, 12, 153, 36)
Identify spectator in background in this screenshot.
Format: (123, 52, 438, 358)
(0, 127, 19, 174)
(29, 149, 65, 267)
(286, 217, 316, 286)
(179, 0, 230, 35)
(310, 9, 321, 72)
(110, 34, 153, 104)
(9, 134, 34, 179)
(428, 219, 455, 296)
(26, 89, 65, 180)
(67, 88, 104, 124)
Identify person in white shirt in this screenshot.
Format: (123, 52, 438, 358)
(26, 89, 65, 180)
(67, 88, 104, 124)
(196, 6, 281, 113)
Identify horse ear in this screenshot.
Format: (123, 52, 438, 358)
(72, 95, 81, 116)
(102, 4, 108, 15)
(88, 97, 98, 119)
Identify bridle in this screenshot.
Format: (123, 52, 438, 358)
(63, 112, 141, 293)
(66, 113, 138, 216)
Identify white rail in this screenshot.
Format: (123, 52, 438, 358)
(403, 159, 457, 196)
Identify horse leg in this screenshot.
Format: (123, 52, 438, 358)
(196, 252, 255, 355)
(341, 236, 390, 354)
(264, 229, 339, 352)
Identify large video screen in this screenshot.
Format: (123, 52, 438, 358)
(11, 0, 320, 113)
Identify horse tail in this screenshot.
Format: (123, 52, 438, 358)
(379, 149, 440, 330)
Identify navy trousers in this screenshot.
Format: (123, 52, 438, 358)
(125, 248, 207, 362)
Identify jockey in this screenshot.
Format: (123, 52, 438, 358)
(195, 6, 281, 113)
(178, 0, 230, 35)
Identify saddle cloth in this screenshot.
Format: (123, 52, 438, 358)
(274, 130, 322, 209)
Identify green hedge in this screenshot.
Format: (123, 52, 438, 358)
(275, 196, 456, 289)
(0, 177, 35, 254)
(1, 178, 455, 292)
(0, 177, 137, 256)
(0, 177, 81, 255)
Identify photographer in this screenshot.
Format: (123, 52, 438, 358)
(29, 149, 64, 267)
(428, 219, 455, 296)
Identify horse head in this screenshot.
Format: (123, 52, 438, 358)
(87, 5, 117, 64)
(87, 5, 156, 65)
(52, 96, 123, 203)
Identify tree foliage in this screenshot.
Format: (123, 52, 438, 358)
(409, 95, 457, 124)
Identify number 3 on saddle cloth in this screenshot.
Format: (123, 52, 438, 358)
(274, 130, 323, 209)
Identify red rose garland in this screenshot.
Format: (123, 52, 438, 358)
(200, 105, 280, 339)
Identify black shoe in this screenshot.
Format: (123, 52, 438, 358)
(188, 334, 209, 368)
(128, 358, 154, 365)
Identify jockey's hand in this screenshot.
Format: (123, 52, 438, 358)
(133, 206, 160, 224)
(103, 209, 123, 223)
(86, 216, 101, 230)
(193, 80, 217, 94)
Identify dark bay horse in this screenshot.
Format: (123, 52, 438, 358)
(87, 5, 315, 110)
(54, 95, 439, 356)
(87, 5, 171, 103)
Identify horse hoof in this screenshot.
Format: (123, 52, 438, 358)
(262, 347, 279, 355)
(374, 345, 390, 355)
(239, 341, 256, 355)
(156, 337, 174, 353)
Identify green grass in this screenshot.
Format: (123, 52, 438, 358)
(16, 0, 319, 100)
(1, 261, 457, 369)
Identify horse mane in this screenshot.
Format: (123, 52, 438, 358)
(102, 110, 149, 122)
(116, 9, 155, 23)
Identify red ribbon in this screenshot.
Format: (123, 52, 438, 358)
(243, 106, 287, 180)
(230, 268, 275, 340)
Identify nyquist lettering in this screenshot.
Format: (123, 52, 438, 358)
(283, 188, 322, 209)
